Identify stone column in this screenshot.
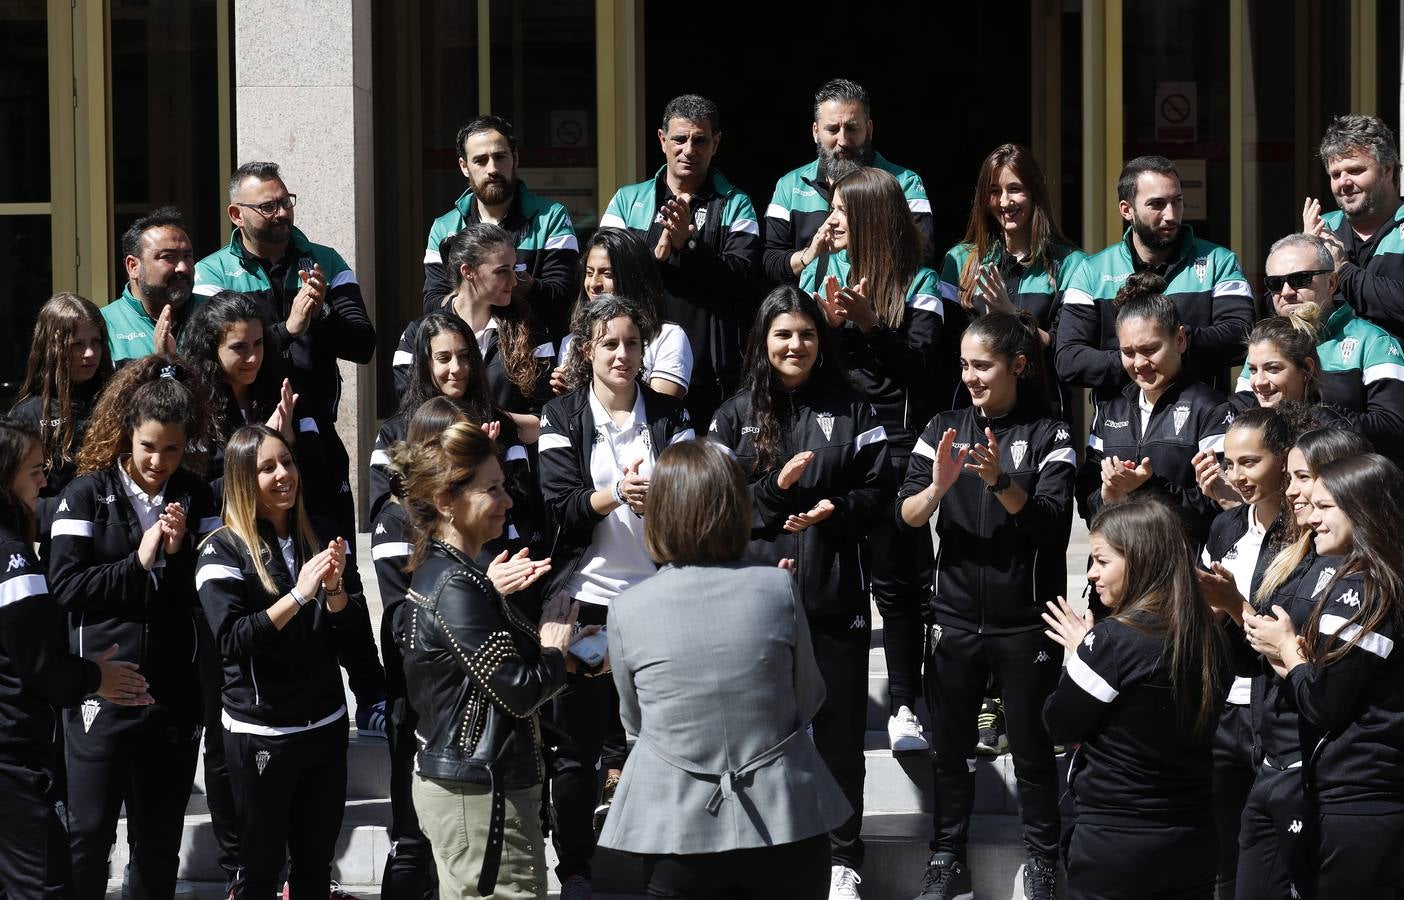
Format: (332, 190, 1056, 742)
(234, 0, 376, 529)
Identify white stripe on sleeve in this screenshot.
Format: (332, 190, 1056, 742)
(1066, 651, 1119, 702)
(913, 437, 937, 460)
(1198, 434, 1226, 454)
(545, 233, 579, 251)
(51, 519, 94, 539)
(1062, 287, 1094, 307)
(370, 449, 391, 468)
(853, 425, 888, 453)
(371, 541, 412, 561)
(392, 350, 413, 367)
(504, 445, 528, 462)
(1319, 614, 1395, 659)
(668, 429, 696, 446)
(1363, 362, 1404, 385)
(193, 283, 222, 297)
(538, 432, 571, 453)
(533, 341, 556, 359)
(1088, 433, 1104, 452)
(0, 574, 48, 608)
(297, 417, 320, 434)
(424, 248, 443, 265)
(599, 213, 628, 229)
(908, 198, 932, 214)
(765, 202, 791, 222)
(1038, 447, 1078, 470)
(729, 218, 760, 237)
(1212, 279, 1253, 298)
(908, 292, 944, 318)
(195, 564, 245, 591)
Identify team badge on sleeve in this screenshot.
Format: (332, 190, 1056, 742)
(1172, 404, 1191, 435)
(1010, 440, 1028, 470)
(815, 412, 834, 441)
(1340, 338, 1358, 364)
(80, 698, 101, 733)
(1313, 567, 1338, 596)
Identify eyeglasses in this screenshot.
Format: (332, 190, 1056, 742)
(1264, 269, 1331, 294)
(235, 194, 297, 217)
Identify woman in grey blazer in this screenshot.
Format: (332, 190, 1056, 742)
(599, 438, 851, 899)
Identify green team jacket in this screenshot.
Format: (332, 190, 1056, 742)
(101, 285, 204, 363)
(763, 152, 932, 284)
(1323, 204, 1404, 342)
(1055, 226, 1253, 399)
(1235, 301, 1404, 450)
(599, 166, 761, 380)
(193, 226, 375, 425)
(420, 180, 579, 336)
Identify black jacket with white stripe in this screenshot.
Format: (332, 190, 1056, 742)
(710, 382, 892, 617)
(897, 406, 1077, 633)
(48, 466, 218, 724)
(392, 313, 555, 416)
(195, 517, 361, 730)
(1077, 376, 1232, 547)
(0, 528, 101, 766)
(1043, 612, 1219, 823)
(370, 501, 412, 711)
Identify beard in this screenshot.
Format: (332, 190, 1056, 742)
(474, 174, 515, 206)
(1132, 215, 1178, 251)
(137, 274, 192, 311)
(246, 218, 292, 246)
(816, 138, 874, 186)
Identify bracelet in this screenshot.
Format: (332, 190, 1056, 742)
(290, 587, 310, 608)
(323, 579, 343, 595)
(612, 478, 627, 507)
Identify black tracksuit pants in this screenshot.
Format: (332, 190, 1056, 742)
(64, 702, 200, 900)
(808, 610, 871, 870)
(223, 718, 348, 900)
(196, 612, 239, 890)
(866, 452, 932, 712)
(0, 756, 71, 899)
(1234, 764, 1303, 900)
(1066, 813, 1215, 899)
(1210, 703, 1254, 900)
(382, 699, 437, 900)
(925, 623, 1061, 860)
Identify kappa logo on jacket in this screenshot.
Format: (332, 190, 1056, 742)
(255, 749, 271, 775)
(1034, 650, 1051, 663)
(1010, 440, 1028, 470)
(203, 544, 216, 556)
(1055, 428, 1070, 442)
(5, 554, 25, 572)
(850, 614, 867, 630)
(815, 412, 835, 441)
(1340, 338, 1359, 364)
(375, 523, 386, 535)
(1172, 404, 1191, 435)
(1288, 819, 1303, 834)
(1223, 547, 1238, 560)
(1313, 567, 1338, 596)
(1391, 343, 1402, 358)
(539, 412, 551, 429)
(80, 698, 101, 733)
(1103, 420, 1130, 429)
(1339, 588, 1361, 607)
(1083, 632, 1095, 650)
(57, 498, 69, 513)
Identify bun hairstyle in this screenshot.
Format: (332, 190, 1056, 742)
(389, 420, 498, 570)
(0, 416, 43, 542)
(962, 310, 1054, 416)
(1113, 271, 1183, 335)
(387, 396, 471, 501)
(11, 293, 113, 473)
(75, 352, 219, 476)
(1246, 312, 1323, 403)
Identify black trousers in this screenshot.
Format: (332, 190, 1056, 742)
(223, 718, 348, 900)
(1210, 702, 1254, 900)
(640, 832, 831, 899)
(0, 757, 71, 900)
(808, 610, 871, 870)
(196, 612, 239, 889)
(866, 454, 933, 711)
(549, 664, 619, 881)
(1066, 814, 1215, 900)
(382, 701, 437, 900)
(925, 623, 1061, 860)
(1234, 765, 1304, 900)
(64, 703, 200, 900)
(1303, 808, 1404, 899)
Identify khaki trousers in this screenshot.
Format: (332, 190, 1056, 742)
(411, 774, 547, 899)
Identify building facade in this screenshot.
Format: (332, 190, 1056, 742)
(3, 0, 1399, 522)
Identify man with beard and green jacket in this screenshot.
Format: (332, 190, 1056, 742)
(103, 207, 200, 363)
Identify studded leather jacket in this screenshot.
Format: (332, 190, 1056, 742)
(398, 538, 567, 789)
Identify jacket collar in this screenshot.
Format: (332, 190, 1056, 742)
(453, 181, 530, 231)
(650, 165, 734, 202)
(1119, 224, 1197, 272)
(227, 225, 314, 266)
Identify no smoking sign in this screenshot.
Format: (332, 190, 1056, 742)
(1155, 81, 1197, 143)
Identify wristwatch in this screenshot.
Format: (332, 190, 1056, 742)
(987, 472, 1012, 494)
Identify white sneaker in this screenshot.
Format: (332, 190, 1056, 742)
(888, 705, 930, 753)
(829, 864, 862, 900)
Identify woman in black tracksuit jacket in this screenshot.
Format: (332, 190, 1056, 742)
(10, 293, 113, 537)
(195, 423, 362, 900)
(896, 311, 1075, 899)
(1076, 273, 1232, 550)
(394, 224, 555, 444)
(0, 416, 152, 899)
(1043, 498, 1227, 900)
(537, 294, 694, 887)
(1195, 407, 1304, 900)
(709, 286, 891, 881)
(47, 356, 222, 900)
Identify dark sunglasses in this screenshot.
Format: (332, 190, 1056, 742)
(1264, 269, 1331, 294)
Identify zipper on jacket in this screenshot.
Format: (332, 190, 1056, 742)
(250, 660, 261, 706)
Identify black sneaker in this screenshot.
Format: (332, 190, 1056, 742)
(974, 697, 1008, 756)
(914, 851, 973, 900)
(1023, 853, 1058, 900)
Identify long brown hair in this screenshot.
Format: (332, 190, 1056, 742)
(442, 224, 546, 398)
(833, 167, 922, 329)
(957, 143, 1075, 309)
(1300, 454, 1404, 668)
(1246, 308, 1324, 404)
(11, 293, 113, 473)
(75, 354, 219, 476)
(215, 425, 321, 593)
(1090, 498, 1224, 733)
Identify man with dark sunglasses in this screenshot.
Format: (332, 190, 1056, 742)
(1241, 232, 1404, 454)
(1303, 114, 1404, 343)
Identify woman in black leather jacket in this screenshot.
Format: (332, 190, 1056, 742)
(394, 420, 576, 899)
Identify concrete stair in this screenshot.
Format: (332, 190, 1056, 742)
(105, 523, 1092, 899)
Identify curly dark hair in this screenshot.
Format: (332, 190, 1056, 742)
(75, 353, 221, 476)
